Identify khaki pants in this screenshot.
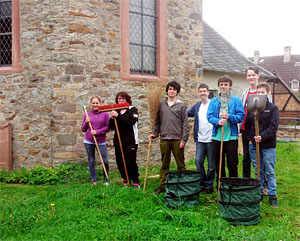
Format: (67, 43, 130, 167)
(159, 140, 185, 188)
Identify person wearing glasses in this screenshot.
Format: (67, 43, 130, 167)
(109, 92, 140, 189)
(188, 83, 214, 194)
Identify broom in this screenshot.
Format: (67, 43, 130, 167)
(143, 84, 164, 194)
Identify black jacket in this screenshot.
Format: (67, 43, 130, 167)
(244, 101, 279, 149)
(109, 106, 139, 146)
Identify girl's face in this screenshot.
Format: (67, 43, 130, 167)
(117, 95, 127, 104)
(91, 98, 100, 111)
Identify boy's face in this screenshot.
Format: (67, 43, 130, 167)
(198, 88, 209, 101)
(257, 87, 268, 95)
(218, 82, 231, 96)
(167, 86, 178, 98)
(246, 70, 260, 87)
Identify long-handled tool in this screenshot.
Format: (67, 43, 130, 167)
(98, 103, 130, 186)
(217, 125, 225, 203)
(247, 94, 267, 182)
(144, 85, 164, 194)
(74, 91, 109, 180)
(143, 138, 152, 193)
(254, 110, 260, 181)
(217, 94, 228, 203)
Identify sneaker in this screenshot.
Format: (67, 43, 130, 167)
(133, 183, 140, 190)
(154, 187, 165, 194)
(123, 179, 129, 188)
(263, 188, 268, 196)
(269, 196, 278, 208)
(204, 188, 214, 194)
(91, 181, 97, 186)
(104, 181, 110, 186)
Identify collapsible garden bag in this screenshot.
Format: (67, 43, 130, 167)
(219, 177, 261, 225)
(164, 170, 201, 208)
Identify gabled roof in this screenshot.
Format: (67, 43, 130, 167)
(203, 21, 274, 77)
(250, 55, 300, 84)
(267, 77, 300, 104)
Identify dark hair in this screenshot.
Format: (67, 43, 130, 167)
(90, 96, 101, 103)
(115, 92, 132, 105)
(217, 75, 232, 87)
(246, 66, 259, 75)
(257, 82, 270, 93)
(198, 83, 209, 91)
(166, 80, 181, 94)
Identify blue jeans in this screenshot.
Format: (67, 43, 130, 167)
(84, 143, 109, 182)
(249, 144, 277, 196)
(195, 142, 215, 189)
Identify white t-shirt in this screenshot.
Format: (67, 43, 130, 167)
(197, 101, 213, 143)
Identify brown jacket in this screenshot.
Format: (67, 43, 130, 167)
(154, 98, 189, 144)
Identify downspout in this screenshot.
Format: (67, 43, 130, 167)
(49, 0, 54, 168)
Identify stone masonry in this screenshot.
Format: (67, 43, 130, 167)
(0, 0, 203, 171)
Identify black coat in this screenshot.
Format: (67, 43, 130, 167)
(244, 101, 279, 149)
(109, 106, 139, 146)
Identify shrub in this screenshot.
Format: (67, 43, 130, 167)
(0, 162, 90, 185)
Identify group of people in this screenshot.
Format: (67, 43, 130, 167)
(81, 66, 279, 208)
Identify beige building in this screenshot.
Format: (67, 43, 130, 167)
(202, 22, 274, 98)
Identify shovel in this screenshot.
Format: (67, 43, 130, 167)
(247, 94, 267, 181)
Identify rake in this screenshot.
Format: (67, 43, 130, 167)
(74, 91, 109, 180)
(217, 94, 231, 203)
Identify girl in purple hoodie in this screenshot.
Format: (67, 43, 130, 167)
(81, 96, 110, 185)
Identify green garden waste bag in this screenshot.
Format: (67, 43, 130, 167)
(219, 177, 261, 225)
(165, 170, 201, 208)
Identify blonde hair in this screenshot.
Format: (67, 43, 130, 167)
(90, 96, 101, 103)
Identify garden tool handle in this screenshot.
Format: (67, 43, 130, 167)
(143, 137, 152, 194)
(217, 125, 225, 204)
(254, 111, 260, 181)
(113, 117, 130, 187)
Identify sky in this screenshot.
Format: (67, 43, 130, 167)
(203, 0, 300, 58)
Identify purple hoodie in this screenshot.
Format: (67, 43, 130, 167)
(81, 110, 110, 144)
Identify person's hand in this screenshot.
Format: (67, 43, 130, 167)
(111, 110, 118, 118)
(218, 118, 227, 126)
(254, 136, 262, 143)
(85, 116, 90, 123)
(179, 142, 185, 149)
(91, 130, 97, 135)
(148, 134, 155, 140)
(219, 110, 228, 119)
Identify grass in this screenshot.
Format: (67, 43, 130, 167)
(0, 142, 300, 240)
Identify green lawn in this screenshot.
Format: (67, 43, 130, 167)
(0, 142, 299, 240)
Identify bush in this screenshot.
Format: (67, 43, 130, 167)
(0, 163, 91, 185)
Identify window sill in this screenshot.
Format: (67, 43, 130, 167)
(0, 64, 22, 75)
(121, 72, 167, 83)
